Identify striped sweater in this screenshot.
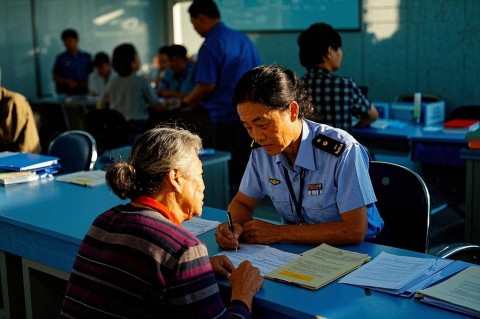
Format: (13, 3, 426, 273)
(60, 204, 250, 319)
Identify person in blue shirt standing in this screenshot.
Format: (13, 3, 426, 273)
(52, 29, 92, 95)
(180, 0, 262, 196)
(215, 65, 384, 248)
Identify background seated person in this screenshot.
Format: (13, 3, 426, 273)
(52, 29, 92, 96)
(215, 65, 384, 250)
(97, 43, 164, 139)
(60, 126, 263, 318)
(88, 51, 115, 96)
(157, 44, 196, 104)
(298, 23, 378, 132)
(0, 86, 41, 153)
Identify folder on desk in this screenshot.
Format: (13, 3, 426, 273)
(415, 266, 480, 317)
(265, 244, 370, 290)
(0, 153, 59, 171)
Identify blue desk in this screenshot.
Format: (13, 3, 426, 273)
(353, 122, 467, 166)
(0, 181, 473, 319)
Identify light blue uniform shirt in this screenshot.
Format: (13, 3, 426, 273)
(239, 119, 384, 239)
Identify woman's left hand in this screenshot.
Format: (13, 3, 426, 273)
(209, 255, 235, 278)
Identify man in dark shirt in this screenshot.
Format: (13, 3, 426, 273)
(298, 23, 378, 132)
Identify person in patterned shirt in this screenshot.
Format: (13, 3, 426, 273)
(298, 22, 378, 132)
(60, 126, 263, 319)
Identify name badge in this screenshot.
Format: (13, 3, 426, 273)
(307, 183, 322, 195)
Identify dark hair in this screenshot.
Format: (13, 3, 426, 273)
(112, 43, 136, 76)
(158, 45, 169, 55)
(298, 23, 342, 69)
(232, 65, 314, 120)
(106, 126, 202, 200)
(61, 29, 78, 40)
(166, 45, 187, 59)
(189, 0, 220, 19)
(93, 52, 110, 67)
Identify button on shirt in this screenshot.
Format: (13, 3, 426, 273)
(239, 119, 384, 239)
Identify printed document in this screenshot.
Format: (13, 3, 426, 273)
(339, 252, 436, 290)
(217, 244, 299, 276)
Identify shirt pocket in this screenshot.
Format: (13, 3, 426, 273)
(264, 184, 297, 224)
(302, 192, 341, 224)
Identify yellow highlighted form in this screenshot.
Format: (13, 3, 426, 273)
(279, 270, 314, 282)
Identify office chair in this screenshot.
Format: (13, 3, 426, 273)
(61, 101, 87, 131)
(48, 130, 97, 174)
(446, 105, 480, 121)
(85, 109, 129, 154)
(369, 161, 431, 253)
(436, 243, 480, 265)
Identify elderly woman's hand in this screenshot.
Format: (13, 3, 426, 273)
(229, 260, 263, 312)
(209, 255, 235, 278)
(215, 222, 242, 250)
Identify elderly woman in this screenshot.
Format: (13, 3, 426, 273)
(60, 127, 263, 318)
(216, 65, 384, 250)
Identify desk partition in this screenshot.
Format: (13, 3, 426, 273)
(0, 181, 473, 319)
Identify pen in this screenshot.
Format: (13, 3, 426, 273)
(227, 211, 237, 252)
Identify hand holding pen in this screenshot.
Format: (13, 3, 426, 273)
(227, 211, 238, 252)
(215, 211, 240, 251)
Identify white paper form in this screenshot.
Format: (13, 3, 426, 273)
(183, 217, 220, 236)
(339, 252, 436, 290)
(217, 244, 299, 276)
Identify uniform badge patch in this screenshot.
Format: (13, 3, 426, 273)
(308, 183, 322, 195)
(312, 134, 345, 157)
(268, 178, 281, 185)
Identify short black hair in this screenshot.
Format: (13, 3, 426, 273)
(189, 0, 220, 19)
(166, 45, 187, 59)
(158, 45, 169, 55)
(112, 43, 137, 76)
(61, 29, 78, 40)
(93, 52, 110, 67)
(298, 23, 342, 69)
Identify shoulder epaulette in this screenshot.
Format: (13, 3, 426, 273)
(312, 134, 345, 157)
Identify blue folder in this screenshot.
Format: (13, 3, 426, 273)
(0, 153, 60, 171)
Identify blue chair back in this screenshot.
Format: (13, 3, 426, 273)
(48, 130, 97, 174)
(369, 161, 430, 253)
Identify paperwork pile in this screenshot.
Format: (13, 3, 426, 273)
(0, 152, 60, 186)
(338, 252, 469, 298)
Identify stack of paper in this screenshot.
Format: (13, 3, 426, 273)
(0, 152, 60, 186)
(338, 252, 469, 297)
(415, 266, 480, 317)
(183, 217, 220, 236)
(265, 244, 370, 290)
